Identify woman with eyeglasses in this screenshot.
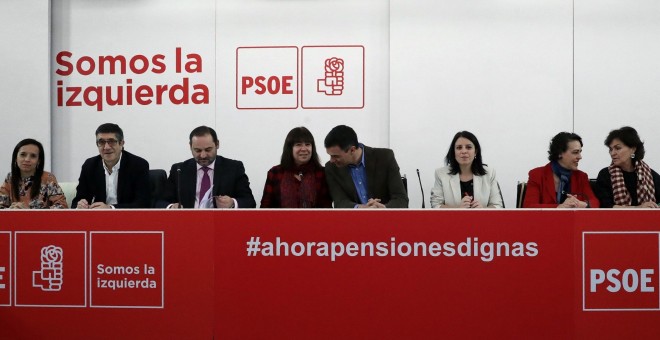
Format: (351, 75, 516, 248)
(523, 132, 599, 208)
(260, 127, 332, 208)
(0, 139, 68, 209)
(594, 126, 659, 208)
(430, 131, 503, 208)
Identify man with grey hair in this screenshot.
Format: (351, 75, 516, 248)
(72, 123, 150, 209)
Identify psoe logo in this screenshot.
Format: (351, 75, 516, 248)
(33, 245, 64, 292)
(583, 232, 660, 311)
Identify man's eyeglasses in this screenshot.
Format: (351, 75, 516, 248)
(96, 139, 119, 147)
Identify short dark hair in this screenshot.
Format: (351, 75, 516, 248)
(11, 138, 45, 200)
(95, 123, 124, 141)
(445, 131, 487, 176)
(604, 126, 645, 161)
(280, 127, 322, 170)
(324, 125, 358, 151)
(548, 132, 583, 161)
(189, 126, 219, 145)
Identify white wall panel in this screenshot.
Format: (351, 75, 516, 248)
(574, 0, 660, 179)
(51, 0, 216, 182)
(8, 0, 660, 209)
(0, 1, 50, 173)
(390, 0, 574, 208)
(216, 0, 389, 205)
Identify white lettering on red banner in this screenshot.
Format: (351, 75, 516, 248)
(245, 236, 539, 262)
(1, 231, 163, 309)
(15, 232, 87, 307)
(583, 232, 660, 311)
(90, 232, 164, 308)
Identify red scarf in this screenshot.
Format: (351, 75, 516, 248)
(609, 160, 656, 206)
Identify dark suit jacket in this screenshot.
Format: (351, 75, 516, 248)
(71, 150, 150, 209)
(157, 156, 256, 208)
(325, 146, 408, 208)
(523, 162, 599, 208)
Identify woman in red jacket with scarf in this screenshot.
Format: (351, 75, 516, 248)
(523, 132, 599, 208)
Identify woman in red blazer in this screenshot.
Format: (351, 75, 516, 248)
(523, 132, 599, 208)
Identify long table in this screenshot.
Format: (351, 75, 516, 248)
(1, 210, 659, 339)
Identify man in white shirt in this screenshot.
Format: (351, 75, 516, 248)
(72, 123, 150, 209)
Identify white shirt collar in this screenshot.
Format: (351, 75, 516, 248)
(103, 152, 122, 174)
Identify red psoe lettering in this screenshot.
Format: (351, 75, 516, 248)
(241, 77, 254, 95)
(241, 76, 295, 95)
(281, 76, 293, 94)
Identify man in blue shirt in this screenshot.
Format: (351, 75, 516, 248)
(324, 125, 408, 208)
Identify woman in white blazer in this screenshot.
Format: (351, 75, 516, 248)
(430, 131, 503, 208)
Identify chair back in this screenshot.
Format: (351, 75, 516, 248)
(59, 181, 78, 208)
(149, 169, 168, 208)
(589, 178, 598, 196)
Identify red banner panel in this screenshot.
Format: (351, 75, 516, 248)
(0, 210, 659, 339)
(0, 232, 10, 306)
(90, 232, 164, 308)
(574, 211, 660, 339)
(14, 232, 86, 307)
(215, 210, 574, 339)
(583, 232, 659, 311)
(0, 211, 214, 339)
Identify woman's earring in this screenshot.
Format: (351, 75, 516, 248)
(631, 153, 636, 159)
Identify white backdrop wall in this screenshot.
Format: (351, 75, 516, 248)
(391, 0, 574, 208)
(0, 0, 50, 173)
(215, 0, 390, 203)
(574, 0, 660, 187)
(1, 0, 659, 208)
(51, 0, 217, 181)
(49, 0, 389, 208)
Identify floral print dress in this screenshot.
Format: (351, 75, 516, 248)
(0, 172, 68, 209)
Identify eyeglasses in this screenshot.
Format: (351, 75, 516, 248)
(96, 139, 119, 147)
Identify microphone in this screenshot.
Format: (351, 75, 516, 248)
(298, 171, 307, 208)
(416, 169, 425, 209)
(176, 166, 182, 208)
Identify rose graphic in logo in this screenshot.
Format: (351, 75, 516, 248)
(317, 57, 344, 95)
(33, 245, 64, 291)
(325, 57, 344, 73)
(42, 245, 63, 264)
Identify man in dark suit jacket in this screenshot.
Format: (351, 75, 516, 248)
(324, 125, 408, 208)
(72, 123, 150, 209)
(157, 126, 256, 209)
